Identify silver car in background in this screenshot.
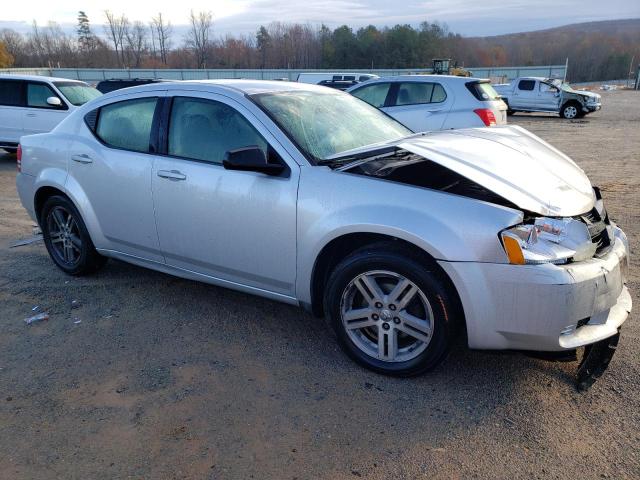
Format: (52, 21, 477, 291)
(16, 80, 630, 388)
(347, 75, 507, 132)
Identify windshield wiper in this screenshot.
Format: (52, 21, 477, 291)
(317, 146, 400, 167)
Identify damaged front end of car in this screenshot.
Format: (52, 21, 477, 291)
(327, 129, 631, 390)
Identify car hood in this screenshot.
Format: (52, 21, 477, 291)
(338, 125, 595, 217)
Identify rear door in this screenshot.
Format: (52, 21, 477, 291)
(151, 91, 299, 296)
(511, 79, 536, 109)
(382, 81, 451, 132)
(68, 92, 165, 262)
(0, 79, 25, 144)
(23, 81, 69, 135)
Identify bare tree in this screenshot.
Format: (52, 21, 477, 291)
(185, 10, 213, 68)
(104, 11, 127, 67)
(151, 12, 172, 65)
(125, 21, 148, 67)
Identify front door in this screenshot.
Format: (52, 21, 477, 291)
(537, 82, 561, 112)
(152, 93, 298, 297)
(23, 82, 69, 135)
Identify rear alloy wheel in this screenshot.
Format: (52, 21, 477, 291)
(561, 102, 580, 119)
(324, 243, 456, 376)
(41, 195, 107, 275)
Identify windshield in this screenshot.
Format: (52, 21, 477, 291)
(251, 90, 411, 163)
(549, 79, 575, 93)
(54, 82, 102, 106)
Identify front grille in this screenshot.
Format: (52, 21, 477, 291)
(579, 207, 611, 256)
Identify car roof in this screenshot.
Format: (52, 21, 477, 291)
(110, 79, 341, 97)
(374, 74, 482, 82)
(0, 74, 86, 83)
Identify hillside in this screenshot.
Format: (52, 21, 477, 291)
(460, 19, 640, 81)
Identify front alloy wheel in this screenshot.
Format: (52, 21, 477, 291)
(325, 243, 456, 376)
(341, 270, 433, 362)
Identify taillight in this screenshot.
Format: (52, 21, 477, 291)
(16, 144, 22, 172)
(474, 108, 497, 127)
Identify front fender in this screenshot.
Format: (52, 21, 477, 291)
(295, 167, 523, 303)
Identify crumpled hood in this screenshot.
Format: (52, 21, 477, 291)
(574, 89, 600, 100)
(395, 125, 595, 217)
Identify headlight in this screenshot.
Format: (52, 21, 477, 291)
(500, 217, 596, 265)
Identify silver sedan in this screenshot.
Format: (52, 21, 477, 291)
(16, 80, 631, 388)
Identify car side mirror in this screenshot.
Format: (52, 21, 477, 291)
(223, 146, 285, 176)
(46, 96, 63, 107)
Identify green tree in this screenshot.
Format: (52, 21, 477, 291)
(385, 25, 420, 68)
(77, 11, 93, 51)
(256, 26, 271, 68)
(356, 25, 382, 68)
(332, 25, 358, 68)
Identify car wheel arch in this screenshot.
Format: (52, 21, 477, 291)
(34, 184, 102, 249)
(308, 232, 465, 330)
(34, 186, 69, 224)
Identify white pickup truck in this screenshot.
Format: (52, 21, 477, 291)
(494, 77, 601, 119)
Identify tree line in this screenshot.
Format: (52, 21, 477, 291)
(0, 12, 638, 82)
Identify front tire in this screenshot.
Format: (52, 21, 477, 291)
(560, 102, 580, 119)
(41, 195, 107, 275)
(324, 243, 457, 376)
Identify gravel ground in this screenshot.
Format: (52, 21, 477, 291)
(0, 90, 638, 480)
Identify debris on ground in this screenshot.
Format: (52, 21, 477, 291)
(24, 312, 49, 325)
(10, 235, 43, 248)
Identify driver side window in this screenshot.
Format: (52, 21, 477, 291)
(168, 97, 268, 164)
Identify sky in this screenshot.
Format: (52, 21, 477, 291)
(1, 0, 639, 37)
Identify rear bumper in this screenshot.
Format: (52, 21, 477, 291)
(439, 225, 631, 351)
(16, 172, 37, 222)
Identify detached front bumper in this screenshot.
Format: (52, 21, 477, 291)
(439, 225, 631, 352)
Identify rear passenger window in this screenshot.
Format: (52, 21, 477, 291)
(27, 83, 60, 108)
(0, 80, 24, 106)
(395, 82, 447, 106)
(431, 84, 447, 103)
(168, 97, 268, 164)
(518, 80, 535, 91)
(351, 83, 391, 108)
(96, 97, 157, 153)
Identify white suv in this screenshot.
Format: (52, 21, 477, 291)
(0, 75, 101, 153)
(347, 75, 508, 132)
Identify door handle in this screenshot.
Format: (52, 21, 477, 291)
(26, 113, 37, 117)
(157, 169, 186, 181)
(71, 153, 93, 164)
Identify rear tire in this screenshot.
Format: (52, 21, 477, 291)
(324, 242, 457, 376)
(41, 195, 107, 275)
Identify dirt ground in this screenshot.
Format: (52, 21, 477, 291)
(0, 90, 638, 480)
